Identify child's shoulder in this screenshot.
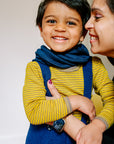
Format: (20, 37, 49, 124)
(27, 61, 40, 67)
(91, 56, 106, 72)
(26, 61, 42, 72)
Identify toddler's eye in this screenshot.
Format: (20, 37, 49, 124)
(67, 21, 76, 25)
(47, 19, 56, 24)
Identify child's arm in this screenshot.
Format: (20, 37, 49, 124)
(47, 80, 95, 141)
(46, 78, 109, 144)
(92, 57, 114, 128)
(47, 85, 105, 144)
(23, 62, 71, 125)
(76, 57, 114, 144)
(47, 80, 96, 121)
(23, 61, 94, 126)
(23, 62, 94, 125)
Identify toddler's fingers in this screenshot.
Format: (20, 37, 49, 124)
(89, 106, 96, 121)
(47, 79, 61, 98)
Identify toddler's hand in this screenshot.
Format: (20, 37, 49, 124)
(46, 79, 61, 99)
(46, 80, 61, 125)
(47, 80, 96, 121)
(69, 95, 96, 121)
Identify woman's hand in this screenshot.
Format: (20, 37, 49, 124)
(76, 119, 105, 144)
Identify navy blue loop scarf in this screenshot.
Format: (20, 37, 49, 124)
(33, 44, 90, 68)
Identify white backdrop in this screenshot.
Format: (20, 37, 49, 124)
(0, 0, 43, 143)
(0, 0, 113, 144)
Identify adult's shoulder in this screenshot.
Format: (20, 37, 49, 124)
(107, 57, 114, 66)
(91, 56, 102, 64)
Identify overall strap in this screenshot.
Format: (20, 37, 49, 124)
(38, 62, 52, 97)
(81, 57, 93, 124)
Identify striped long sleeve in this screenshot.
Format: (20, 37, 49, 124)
(23, 61, 71, 125)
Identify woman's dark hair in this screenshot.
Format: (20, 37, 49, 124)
(106, 0, 114, 13)
(36, 0, 90, 35)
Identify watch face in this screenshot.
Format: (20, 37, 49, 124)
(53, 119, 65, 133)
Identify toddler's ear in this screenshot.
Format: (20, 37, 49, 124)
(38, 25, 43, 32)
(80, 29, 88, 42)
(80, 35, 84, 42)
(82, 30, 88, 40)
(38, 26, 43, 37)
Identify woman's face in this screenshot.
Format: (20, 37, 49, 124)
(85, 0, 114, 57)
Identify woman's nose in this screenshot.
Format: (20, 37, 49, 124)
(85, 17, 94, 30)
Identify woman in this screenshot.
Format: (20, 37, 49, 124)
(85, 0, 114, 58)
(85, 0, 114, 82)
(48, 0, 114, 144)
(85, 0, 114, 143)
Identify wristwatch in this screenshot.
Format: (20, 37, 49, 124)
(53, 119, 65, 133)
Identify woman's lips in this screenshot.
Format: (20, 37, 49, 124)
(89, 33, 98, 43)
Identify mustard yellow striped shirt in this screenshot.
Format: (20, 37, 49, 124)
(23, 56, 114, 128)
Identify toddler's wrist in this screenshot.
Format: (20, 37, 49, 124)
(91, 118, 106, 133)
(68, 95, 80, 111)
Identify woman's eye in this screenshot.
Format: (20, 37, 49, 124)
(47, 20, 56, 24)
(67, 21, 76, 25)
(94, 13, 102, 20)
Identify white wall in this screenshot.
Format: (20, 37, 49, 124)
(0, 0, 43, 143)
(0, 0, 113, 144)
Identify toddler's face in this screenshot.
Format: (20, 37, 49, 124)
(39, 1, 84, 52)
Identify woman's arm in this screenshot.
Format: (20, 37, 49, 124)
(92, 57, 114, 128)
(76, 57, 114, 144)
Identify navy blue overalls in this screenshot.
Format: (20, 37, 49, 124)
(25, 57, 92, 144)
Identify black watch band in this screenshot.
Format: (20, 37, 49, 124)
(53, 119, 65, 133)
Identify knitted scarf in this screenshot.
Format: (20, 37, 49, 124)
(33, 44, 90, 69)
